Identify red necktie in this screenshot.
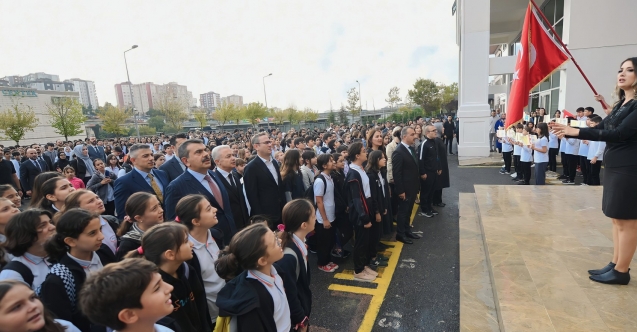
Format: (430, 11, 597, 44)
(204, 175, 224, 210)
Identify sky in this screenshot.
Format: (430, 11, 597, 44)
(0, 0, 458, 112)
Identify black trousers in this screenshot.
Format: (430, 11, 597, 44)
(520, 161, 532, 184)
(446, 137, 454, 153)
(368, 218, 382, 259)
(503, 151, 512, 172)
(580, 156, 590, 184)
(567, 154, 579, 182)
(419, 173, 437, 214)
(396, 195, 416, 237)
(561, 152, 569, 177)
(513, 155, 521, 177)
(389, 183, 399, 218)
(548, 148, 558, 172)
(433, 189, 443, 205)
(589, 160, 602, 185)
(334, 211, 353, 248)
(314, 223, 335, 266)
(353, 223, 370, 274)
(104, 200, 115, 217)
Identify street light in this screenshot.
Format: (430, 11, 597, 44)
(356, 80, 361, 123)
(124, 45, 140, 138)
(263, 73, 272, 129)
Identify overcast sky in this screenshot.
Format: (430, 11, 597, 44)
(0, 0, 458, 112)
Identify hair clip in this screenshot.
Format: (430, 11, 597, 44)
(277, 224, 285, 232)
(137, 246, 144, 254)
(174, 216, 180, 223)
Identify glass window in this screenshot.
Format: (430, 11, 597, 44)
(529, 94, 540, 112)
(555, 20, 563, 38)
(543, 0, 556, 25)
(551, 89, 559, 116)
(551, 70, 561, 89)
(555, 0, 564, 21)
(540, 77, 551, 91)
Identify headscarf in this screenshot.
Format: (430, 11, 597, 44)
(73, 145, 95, 177)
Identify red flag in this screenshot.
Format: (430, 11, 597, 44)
(505, 3, 569, 128)
(562, 109, 574, 118)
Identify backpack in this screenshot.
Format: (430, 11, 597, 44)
(2, 261, 34, 288)
(44, 263, 77, 310)
(303, 174, 326, 207)
(283, 247, 300, 280)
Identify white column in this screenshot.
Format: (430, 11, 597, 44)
(457, 0, 491, 160)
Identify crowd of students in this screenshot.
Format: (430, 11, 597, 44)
(0, 117, 452, 332)
(494, 107, 605, 186)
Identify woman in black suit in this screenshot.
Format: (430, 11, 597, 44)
(551, 57, 637, 285)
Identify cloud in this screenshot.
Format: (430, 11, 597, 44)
(410, 46, 439, 68)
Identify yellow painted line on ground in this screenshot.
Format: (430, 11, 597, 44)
(327, 204, 419, 332)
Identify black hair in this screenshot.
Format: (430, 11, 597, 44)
(585, 106, 595, 114)
(117, 192, 155, 236)
(0, 184, 16, 197)
(169, 133, 188, 147)
(536, 122, 549, 139)
(316, 153, 332, 171)
(301, 150, 316, 166)
(365, 150, 385, 172)
(346, 142, 364, 162)
(294, 137, 305, 147)
(92, 158, 104, 167)
(215, 222, 270, 281)
(304, 136, 315, 144)
(32, 177, 69, 212)
(45, 208, 99, 261)
(336, 145, 348, 153)
(125, 223, 189, 266)
(4, 209, 53, 256)
(588, 114, 603, 123)
(175, 194, 207, 231)
(279, 199, 314, 248)
(30, 172, 62, 205)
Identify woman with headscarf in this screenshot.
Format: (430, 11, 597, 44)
(69, 144, 95, 185)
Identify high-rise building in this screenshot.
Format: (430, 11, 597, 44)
(114, 81, 195, 115)
(22, 72, 60, 82)
(200, 91, 221, 110)
(21, 80, 75, 92)
(220, 94, 243, 108)
(66, 79, 99, 110)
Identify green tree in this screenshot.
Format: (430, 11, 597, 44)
(212, 102, 235, 129)
(148, 116, 166, 131)
(146, 108, 163, 117)
(271, 109, 286, 125)
(156, 94, 188, 130)
(302, 108, 319, 125)
(46, 97, 86, 141)
(338, 106, 349, 126)
(243, 102, 268, 128)
(132, 126, 157, 136)
(232, 106, 245, 125)
(0, 97, 39, 145)
(192, 108, 209, 129)
(385, 86, 402, 120)
(99, 103, 129, 138)
(327, 110, 336, 124)
(440, 82, 459, 112)
(346, 87, 361, 122)
(284, 107, 301, 127)
(408, 78, 442, 116)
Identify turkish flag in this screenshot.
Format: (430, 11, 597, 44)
(505, 3, 569, 128)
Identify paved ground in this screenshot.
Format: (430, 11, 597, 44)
(308, 152, 539, 332)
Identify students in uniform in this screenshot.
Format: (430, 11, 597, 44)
(586, 115, 605, 186)
(313, 154, 339, 273)
(532, 123, 550, 185)
(116, 192, 164, 260)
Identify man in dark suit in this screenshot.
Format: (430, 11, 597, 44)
(212, 145, 249, 230)
(418, 125, 441, 218)
(159, 133, 188, 182)
(391, 127, 421, 244)
(443, 115, 456, 155)
(20, 148, 47, 197)
(87, 137, 105, 161)
(114, 144, 168, 220)
(165, 139, 236, 245)
(244, 132, 285, 227)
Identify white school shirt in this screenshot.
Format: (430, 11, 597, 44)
(513, 143, 522, 156)
(0, 253, 50, 289)
(246, 267, 291, 332)
(520, 144, 533, 162)
(292, 234, 308, 270)
(548, 133, 559, 149)
(563, 138, 579, 155)
(533, 137, 549, 163)
(189, 231, 225, 319)
(587, 141, 606, 161)
(559, 137, 566, 153)
(578, 139, 590, 157)
(100, 216, 117, 255)
(501, 139, 513, 153)
(314, 172, 335, 224)
(67, 252, 103, 277)
(349, 163, 371, 198)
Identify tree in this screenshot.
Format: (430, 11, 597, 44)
(408, 78, 443, 116)
(440, 82, 459, 113)
(385, 86, 402, 120)
(338, 106, 349, 126)
(0, 97, 39, 145)
(346, 87, 361, 122)
(99, 103, 130, 138)
(271, 109, 286, 125)
(327, 110, 336, 124)
(212, 102, 235, 129)
(147, 108, 163, 117)
(232, 106, 245, 125)
(302, 108, 319, 125)
(130, 126, 156, 136)
(284, 107, 301, 127)
(243, 102, 268, 128)
(46, 97, 86, 141)
(148, 116, 166, 131)
(192, 108, 209, 129)
(156, 94, 189, 130)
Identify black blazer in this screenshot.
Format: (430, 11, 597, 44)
(19, 159, 47, 192)
(243, 156, 285, 226)
(160, 156, 185, 182)
(70, 158, 90, 179)
(391, 144, 420, 199)
(113, 168, 168, 221)
(87, 145, 106, 161)
(273, 241, 312, 326)
(164, 170, 237, 244)
(367, 170, 388, 216)
(214, 169, 249, 230)
(443, 121, 456, 138)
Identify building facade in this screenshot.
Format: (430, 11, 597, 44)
(200, 91, 221, 110)
(221, 94, 243, 108)
(455, 0, 637, 161)
(115, 81, 195, 115)
(0, 87, 87, 145)
(66, 79, 99, 110)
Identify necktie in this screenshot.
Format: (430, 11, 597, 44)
(228, 174, 236, 189)
(147, 173, 164, 203)
(204, 175, 224, 210)
(33, 160, 42, 172)
(409, 146, 417, 161)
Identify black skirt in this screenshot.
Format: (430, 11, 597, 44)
(602, 165, 637, 219)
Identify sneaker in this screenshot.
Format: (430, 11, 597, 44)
(331, 248, 344, 258)
(499, 169, 507, 174)
(562, 180, 574, 185)
(327, 262, 339, 270)
(418, 211, 434, 218)
(364, 266, 379, 277)
(557, 175, 567, 180)
(510, 172, 517, 178)
(430, 209, 439, 215)
(504, 171, 510, 174)
(370, 258, 389, 267)
(354, 270, 376, 282)
(531, 164, 535, 168)
(580, 183, 588, 186)
(376, 254, 390, 261)
(318, 265, 336, 273)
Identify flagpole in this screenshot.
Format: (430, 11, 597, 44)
(529, 0, 606, 109)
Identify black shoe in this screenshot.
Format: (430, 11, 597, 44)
(557, 175, 567, 180)
(406, 232, 422, 239)
(517, 182, 529, 185)
(396, 235, 413, 244)
(418, 211, 434, 218)
(562, 180, 574, 185)
(433, 202, 446, 207)
(588, 262, 616, 275)
(589, 268, 630, 285)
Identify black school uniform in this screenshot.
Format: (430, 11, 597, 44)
(367, 170, 387, 256)
(159, 263, 212, 332)
(273, 238, 312, 327)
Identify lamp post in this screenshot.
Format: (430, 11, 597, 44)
(356, 80, 361, 123)
(124, 45, 140, 138)
(263, 73, 272, 129)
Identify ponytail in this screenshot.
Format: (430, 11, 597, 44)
(117, 192, 154, 236)
(124, 223, 188, 266)
(279, 199, 314, 249)
(45, 209, 99, 261)
(215, 223, 270, 281)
